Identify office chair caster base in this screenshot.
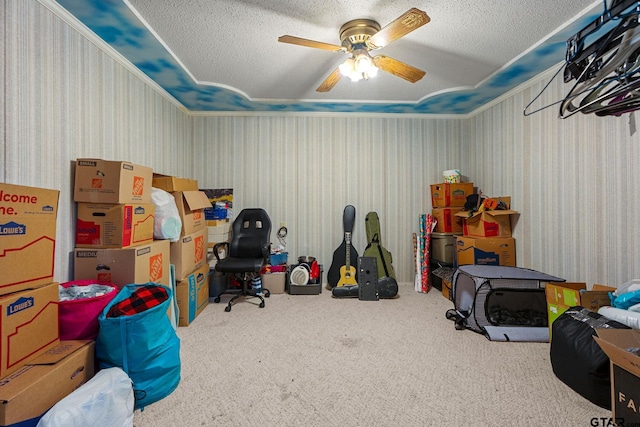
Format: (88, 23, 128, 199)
(214, 297, 221, 303)
(225, 305, 232, 312)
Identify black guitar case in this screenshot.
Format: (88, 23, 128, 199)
(327, 205, 359, 289)
(363, 212, 398, 298)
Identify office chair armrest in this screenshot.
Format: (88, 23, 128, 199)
(261, 243, 271, 262)
(212, 241, 230, 261)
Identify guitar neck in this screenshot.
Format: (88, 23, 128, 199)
(345, 232, 352, 268)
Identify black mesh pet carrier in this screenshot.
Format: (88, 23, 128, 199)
(447, 265, 564, 341)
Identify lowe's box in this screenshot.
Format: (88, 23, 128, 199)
(455, 236, 516, 267)
(73, 158, 153, 204)
(170, 228, 208, 280)
(0, 183, 59, 296)
(74, 239, 170, 288)
(173, 191, 211, 236)
(594, 329, 640, 425)
(175, 263, 209, 326)
(0, 283, 60, 379)
(0, 340, 94, 427)
(75, 203, 155, 248)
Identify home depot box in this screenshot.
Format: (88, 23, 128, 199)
(173, 191, 211, 236)
(0, 283, 60, 380)
(75, 203, 155, 248)
(594, 329, 640, 425)
(175, 263, 209, 326)
(170, 228, 208, 280)
(73, 158, 153, 204)
(430, 182, 474, 208)
(545, 282, 616, 339)
(455, 236, 516, 267)
(456, 197, 518, 237)
(152, 173, 198, 192)
(73, 239, 170, 288)
(431, 207, 463, 233)
(0, 340, 94, 427)
(0, 183, 59, 295)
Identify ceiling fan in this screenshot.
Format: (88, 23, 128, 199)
(278, 8, 430, 92)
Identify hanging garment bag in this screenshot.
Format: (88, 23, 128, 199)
(96, 283, 180, 410)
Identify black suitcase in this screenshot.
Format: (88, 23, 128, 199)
(550, 306, 629, 409)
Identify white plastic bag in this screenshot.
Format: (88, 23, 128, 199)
(37, 367, 134, 427)
(151, 187, 182, 242)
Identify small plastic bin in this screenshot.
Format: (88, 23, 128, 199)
(269, 252, 288, 266)
(288, 264, 323, 295)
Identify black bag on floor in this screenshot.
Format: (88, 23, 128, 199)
(550, 306, 629, 409)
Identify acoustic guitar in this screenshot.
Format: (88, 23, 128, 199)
(337, 232, 357, 287)
(327, 205, 359, 288)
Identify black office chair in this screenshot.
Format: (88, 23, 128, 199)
(212, 208, 271, 312)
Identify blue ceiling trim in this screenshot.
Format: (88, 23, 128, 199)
(56, 0, 606, 114)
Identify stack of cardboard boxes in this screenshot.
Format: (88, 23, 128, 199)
(430, 182, 473, 299)
(152, 174, 212, 326)
(454, 195, 518, 268)
(0, 182, 95, 425)
(72, 159, 171, 288)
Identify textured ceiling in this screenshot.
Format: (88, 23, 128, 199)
(53, 0, 611, 114)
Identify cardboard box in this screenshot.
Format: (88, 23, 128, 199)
(0, 340, 94, 427)
(73, 158, 153, 204)
(175, 263, 209, 326)
(594, 329, 640, 424)
(545, 282, 615, 338)
(430, 182, 474, 208)
(152, 173, 198, 192)
(74, 239, 170, 288)
(456, 197, 518, 238)
(75, 203, 155, 248)
(0, 183, 59, 295)
(442, 278, 452, 301)
(0, 283, 60, 379)
(431, 207, 463, 233)
(170, 228, 208, 280)
(173, 191, 212, 236)
(455, 236, 516, 267)
(261, 272, 286, 294)
(207, 220, 232, 248)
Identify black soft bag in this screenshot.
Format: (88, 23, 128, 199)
(550, 306, 629, 409)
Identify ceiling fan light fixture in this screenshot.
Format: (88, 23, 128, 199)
(339, 58, 355, 77)
(354, 53, 373, 73)
(339, 50, 378, 82)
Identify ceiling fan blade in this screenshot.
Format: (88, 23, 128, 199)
(278, 35, 345, 52)
(373, 55, 426, 83)
(369, 8, 430, 49)
(316, 68, 343, 92)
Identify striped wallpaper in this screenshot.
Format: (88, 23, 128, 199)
(3, 0, 639, 287)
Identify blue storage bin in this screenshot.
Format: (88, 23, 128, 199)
(269, 252, 288, 265)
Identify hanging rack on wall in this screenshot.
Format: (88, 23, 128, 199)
(523, 0, 640, 118)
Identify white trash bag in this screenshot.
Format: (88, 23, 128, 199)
(151, 187, 182, 242)
(37, 367, 134, 427)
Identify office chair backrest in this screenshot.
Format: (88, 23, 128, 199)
(229, 208, 271, 259)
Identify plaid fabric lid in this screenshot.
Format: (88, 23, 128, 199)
(107, 285, 169, 318)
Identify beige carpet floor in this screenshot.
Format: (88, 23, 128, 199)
(132, 284, 610, 427)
